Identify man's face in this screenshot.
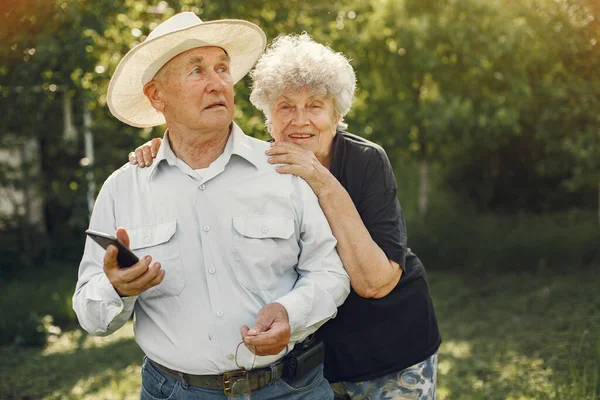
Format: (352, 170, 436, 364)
(155, 46, 235, 131)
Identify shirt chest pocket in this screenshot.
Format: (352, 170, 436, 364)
(129, 220, 186, 300)
(232, 215, 300, 291)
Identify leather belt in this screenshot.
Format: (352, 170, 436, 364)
(148, 358, 285, 395)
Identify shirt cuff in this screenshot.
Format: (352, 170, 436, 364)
(97, 274, 137, 315)
(274, 294, 309, 342)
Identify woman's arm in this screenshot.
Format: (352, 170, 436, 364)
(317, 177, 403, 298)
(267, 142, 402, 299)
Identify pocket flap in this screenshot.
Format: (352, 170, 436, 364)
(232, 215, 294, 240)
(129, 220, 177, 250)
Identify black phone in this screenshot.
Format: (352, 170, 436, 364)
(85, 229, 139, 268)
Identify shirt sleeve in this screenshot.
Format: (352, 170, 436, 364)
(356, 147, 408, 268)
(72, 177, 137, 336)
(275, 177, 350, 342)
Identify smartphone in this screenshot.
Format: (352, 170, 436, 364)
(85, 229, 139, 268)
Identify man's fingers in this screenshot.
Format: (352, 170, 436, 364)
(243, 342, 257, 355)
(253, 344, 286, 356)
(138, 262, 164, 290)
(115, 227, 131, 249)
(146, 268, 165, 289)
(240, 325, 250, 339)
(243, 331, 278, 346)
(247, 320, 268, 336)
(118, 255, 152, 282)
(103, 245, 119, 271)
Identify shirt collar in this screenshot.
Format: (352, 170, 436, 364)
(147, 129, 177, 181)
(148, 122, 261, 181)
(229, 122, 262, 168)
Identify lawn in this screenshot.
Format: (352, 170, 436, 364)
(0, 268, 598, 399)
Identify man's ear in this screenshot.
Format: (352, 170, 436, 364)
(143, 80, 165, 113)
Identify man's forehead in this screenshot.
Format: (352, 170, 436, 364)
(175, 46, 229, 64)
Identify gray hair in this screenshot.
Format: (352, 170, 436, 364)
(249, 33, 356, 125)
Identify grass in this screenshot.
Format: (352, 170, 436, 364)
(0, 268, 598, 399)
(431, 268, 600, 400)
(0, 322, 143, 399)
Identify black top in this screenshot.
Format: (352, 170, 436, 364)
(315, 130, 442, 383)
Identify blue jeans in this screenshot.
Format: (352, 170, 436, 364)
(140, 356, 333, 399)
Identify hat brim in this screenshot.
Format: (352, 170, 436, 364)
(107, 19, 266, 128)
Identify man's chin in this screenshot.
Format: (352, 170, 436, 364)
(199, 113, 233, 128)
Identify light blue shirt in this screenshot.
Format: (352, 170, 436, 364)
(73, 123, 350, 374)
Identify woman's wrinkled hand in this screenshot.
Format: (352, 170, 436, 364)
(266, 141, 335, 197)
(128, 137, 162, 167)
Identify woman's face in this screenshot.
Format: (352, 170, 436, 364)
(268, 86, 340, 164)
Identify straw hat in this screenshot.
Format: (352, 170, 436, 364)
(107, 12, 266, 127)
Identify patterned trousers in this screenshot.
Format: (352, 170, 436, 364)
(331, 353, 437, 400)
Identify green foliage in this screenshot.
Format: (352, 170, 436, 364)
(1, 0, 599, 249)
(330, 0, 600, 211)
(408, 210, 600, 273)
(0, 263, 77, 346)
(0, 0, 598, 276)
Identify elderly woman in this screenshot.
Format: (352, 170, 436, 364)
(130, 34, 441, 400)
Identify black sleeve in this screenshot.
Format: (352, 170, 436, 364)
(356, 147, 407, 268)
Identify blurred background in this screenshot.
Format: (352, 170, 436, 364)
(0, 0, 598, 399)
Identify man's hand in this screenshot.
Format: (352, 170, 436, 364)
(241, 303, 291, 356)
(129, 137, 162, 167)
(103, 227, 165, 297)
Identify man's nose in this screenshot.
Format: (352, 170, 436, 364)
(206, 70, 225, 92)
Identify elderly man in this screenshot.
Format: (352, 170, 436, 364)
(72, 12, 349, 400)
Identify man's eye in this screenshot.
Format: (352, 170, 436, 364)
(311, 104, 322, 108)
(217, 66, 228, 73)
(192, 67, 201, 74)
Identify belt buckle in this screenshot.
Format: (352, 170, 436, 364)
(223, 369, 249, 396)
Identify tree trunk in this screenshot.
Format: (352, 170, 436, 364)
(418, 158, 430, 217)
(63, 92, 77, 141)
(83, 104, 96, 216)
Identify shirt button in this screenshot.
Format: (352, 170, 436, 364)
(227, 354, 235, 360)
(261, 225, 269, 234)
(216, 310, 224, 317)
(203, 225, 210, 232)
(208, 267, 216, 274)
(199, 184, 206, 190)
(144, 234, 151, 243)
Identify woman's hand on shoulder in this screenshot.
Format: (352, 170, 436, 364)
(266, 141, 335, 197)
(128, 137, 162, 167)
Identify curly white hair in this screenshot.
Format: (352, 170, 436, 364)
(249, 33, 356, 125)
